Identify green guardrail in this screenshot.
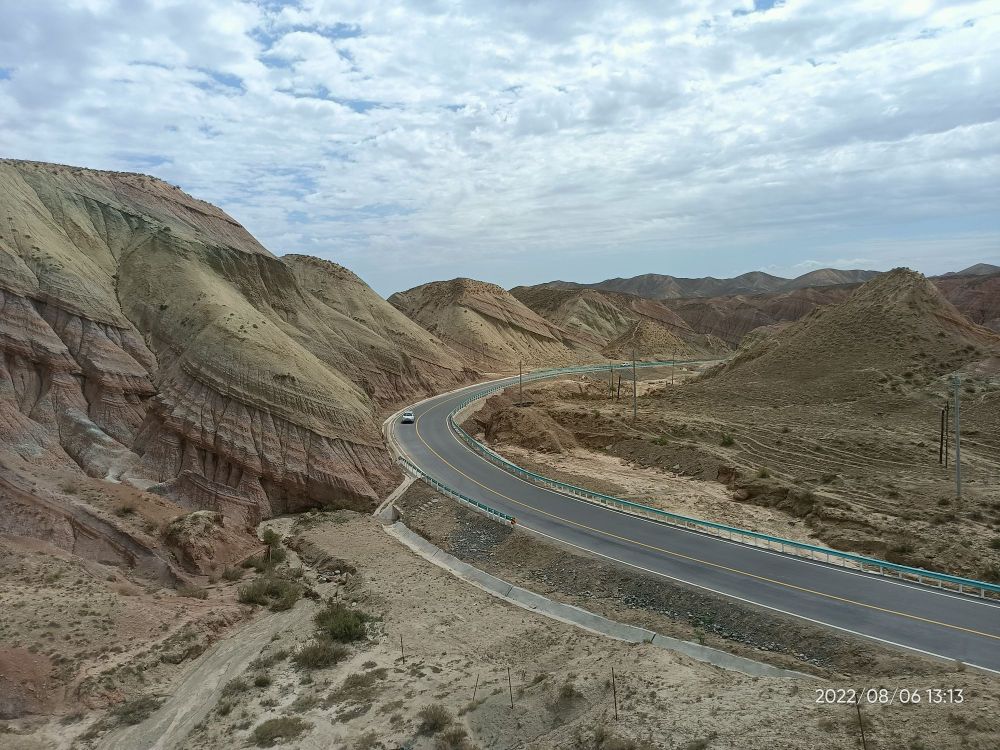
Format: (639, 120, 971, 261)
(444, 361, 1000, 601)
(397, 455, 515, 524)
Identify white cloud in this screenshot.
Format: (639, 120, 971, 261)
(0, 0, 998, 294)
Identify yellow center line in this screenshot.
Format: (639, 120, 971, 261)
(411, 398, 1000, 643)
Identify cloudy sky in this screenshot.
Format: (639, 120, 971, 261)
(1, 1, 998, 295)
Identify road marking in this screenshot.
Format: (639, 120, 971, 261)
(408, 399, 1000, 644)
(519, 523, 1000, 677)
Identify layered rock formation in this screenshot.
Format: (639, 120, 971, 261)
(389, 278, 599, 369)
(510, 285, 728, 358)
(0, 160, 472, 535)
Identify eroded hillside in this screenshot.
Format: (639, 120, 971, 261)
(388, 277, 599, 369)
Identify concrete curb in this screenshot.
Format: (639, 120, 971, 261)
(383, 520, 810, 680)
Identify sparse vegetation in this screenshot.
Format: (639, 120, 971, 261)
(720, 433, 734, 447)
(222, 566, 244, 581)
(250, 717, 311, 747)
(417, 703, 453, 734)
(292, 639, 349, 670)
(314, 601, 372, 642)
(237, 577, 302, 611)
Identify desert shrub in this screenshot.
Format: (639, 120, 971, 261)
(221, 678, 249, 696)
(111, 695, 162, 726)
(250, 649, 289, 670)
(253, 673, 272, 688)
(176, 585, 208, 600)
(292, 639, 349, 670)
(115, 501, 137, 517)
(222, 566, 244, 581)
(238, 577, 302, 611)
(435, 726, 472, 750)
(720, 433, 734, 447)
(251, 717, 311, 747)
(548, 679, 582, 716)
(417, 703, 453, 734)
(756, 466, 770, 479)
(990, 537, 1000, 550)
(355, 731, 380, 750)
(314, 601, 371, 642)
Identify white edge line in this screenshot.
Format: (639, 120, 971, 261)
(427, 380, 1000, 610)
(516, 521, 1000, 677)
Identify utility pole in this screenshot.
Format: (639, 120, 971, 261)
(938, 405, 946, 465)
(671, 348, 677, 386)
(632, 349, 637, 422)
(518, 360, 523, 403)
(609, 361, 613, 398)
(944, 401, 949, 469)
(953, 375, 961, 499)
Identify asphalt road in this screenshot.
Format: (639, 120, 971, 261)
(392, 375, 1000, 674)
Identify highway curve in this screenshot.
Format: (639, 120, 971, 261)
(391, 374, 1000, 674)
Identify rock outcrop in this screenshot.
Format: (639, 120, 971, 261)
(0, 159, 472, 531)
(389, 278, 599, 369)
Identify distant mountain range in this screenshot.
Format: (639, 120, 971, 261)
(536, 264, 1000, 300)
(540, 268, 881, 299)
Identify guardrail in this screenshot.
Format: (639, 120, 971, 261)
(444, 361, 1000, 601)
(397, 455, 516, 525)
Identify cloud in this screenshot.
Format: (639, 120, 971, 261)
(1, 0, 998, 294)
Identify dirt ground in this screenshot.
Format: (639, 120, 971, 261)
(14, 507, 1000, 749)
(466, 368, 1000, 582)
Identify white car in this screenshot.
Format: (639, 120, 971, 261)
(400, 410, 415, 424)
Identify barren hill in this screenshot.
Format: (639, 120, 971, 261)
(934, 271, 1000, 333)
(0, 159, 473, 532)
(388, 278, 598, 369)
(663, 285, 860, 347)
(698, 268, 1000, 400)
(543, 268, 879, 300)
(510, 285, 728, 358)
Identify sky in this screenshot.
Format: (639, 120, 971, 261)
(1, 1, 998, 296)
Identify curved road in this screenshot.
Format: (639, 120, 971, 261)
(392, 375, 1000, 674)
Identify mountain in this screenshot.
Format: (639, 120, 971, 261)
(0, 159, 472, 537)
(934, 271, 1000, 333)
(938, 263, 1000, 277)
(388, 278, 598, 369)
(509, 285, 729, 358)
(698, 268, 1000, 400)
(662, 285, 860, 347)
(540, 268, 880, 300)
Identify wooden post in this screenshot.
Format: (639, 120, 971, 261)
(611, 667, 619, 721)
(400, 634, 405, 663)
(472, 673, 479, 702)
(507, 667, 514, 709)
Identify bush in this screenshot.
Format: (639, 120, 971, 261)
(435, 726, 472, 750)
(261, 528, 282, 548)
(111, 695, 163, 726)
(756, 466, 770, 479)
(253, 673, 272, 688)
(417, 703, 453, 734)
(314, 602, 371, 642)
(990, 537, 1000, 551)
(251, 717, 311, 747)
(238, 577, 302, 611)
(220, 678, 249, 696)
(292, 639, 349, 670)
(115, 501, 137, 517)
(720, 433, 734, 447)
(222, 567, 244, 581)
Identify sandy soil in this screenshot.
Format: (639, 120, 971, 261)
(7, 503, 998, 749)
